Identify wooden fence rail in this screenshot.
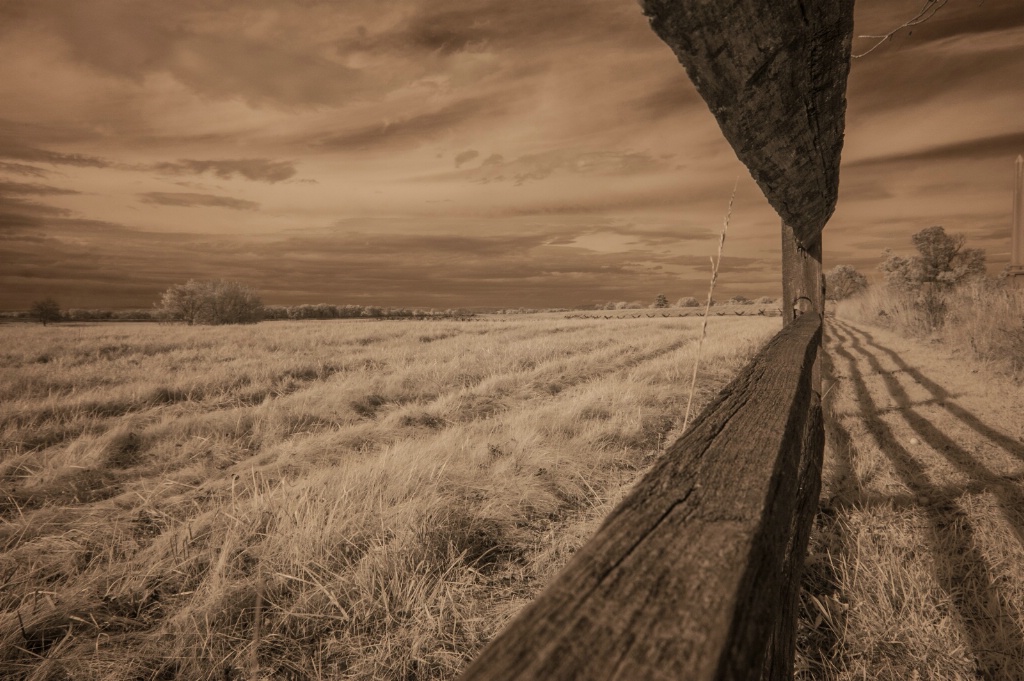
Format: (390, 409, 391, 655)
(457, 0, 851, 675)
(458, 313, 823, 681)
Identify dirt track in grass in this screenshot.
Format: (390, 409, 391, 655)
(798, 319, 1024, 680)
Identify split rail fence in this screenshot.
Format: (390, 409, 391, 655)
(458, 0, 855, 678)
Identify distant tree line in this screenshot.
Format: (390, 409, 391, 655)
(597, 295, 777, 311)
(262, 304, 475, 320)
(13, 300, 156, 324)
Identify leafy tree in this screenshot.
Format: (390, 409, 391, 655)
(30, 298, 61, 326)
(205, 280, 263, 324)
(825, 265, 869, 301)
(676, 296, 700, 307)
(878, 226, 985, 330)
(879, 225, 985, 291)
(653, 293, 669, 308)
(158, 279, 262, 325)
(158, 280, 208, 325)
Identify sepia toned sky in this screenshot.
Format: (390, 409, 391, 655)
(1, 0, 1022, 310)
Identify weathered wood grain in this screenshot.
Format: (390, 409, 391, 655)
(457, 314, 823, 681)
(782, 221, 824, 327)
(640, 0, 854, 246)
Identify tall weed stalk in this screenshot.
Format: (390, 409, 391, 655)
(683, 182, 736, 431)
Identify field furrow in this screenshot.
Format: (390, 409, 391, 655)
(0, 316, 776, 680)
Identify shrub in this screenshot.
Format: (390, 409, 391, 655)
(676, 297, 700, 308)
(943, 280, 1024, 375)
(825, 265, 868, 301)
(873, 226, 987, 330)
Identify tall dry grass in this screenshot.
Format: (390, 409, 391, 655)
(1, 315, 777, 680)
(835, 280, 1024, 377)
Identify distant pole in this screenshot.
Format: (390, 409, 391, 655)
(1011, 155, 1024, 288)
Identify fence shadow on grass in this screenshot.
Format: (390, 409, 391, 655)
(851, 325, 1024, 462)
(821, 321, 1024, 678)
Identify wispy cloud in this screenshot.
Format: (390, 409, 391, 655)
(0, 143, 111, 168)
(848, 131, 1024, 167)
(0, 0, 1020, 307)
(426, 149, 674, 185)
(0, 162, 49, 178)
(139, 192, 259, 211)
(315, 98, 498, 152)
(149, 159, 297, 183)
(453, 150, 479, 167)
(0, 181, 80, 196)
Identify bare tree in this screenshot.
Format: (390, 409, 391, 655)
(30, 298, 61, 326)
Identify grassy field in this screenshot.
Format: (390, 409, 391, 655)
(1, 314, 778, 680)
(797, 316, 1024, 680)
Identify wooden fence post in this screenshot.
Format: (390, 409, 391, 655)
(763, 223, 825, 680)
(782, 224, 824, 330)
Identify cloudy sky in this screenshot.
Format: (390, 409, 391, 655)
(1, 0, 1021, 309)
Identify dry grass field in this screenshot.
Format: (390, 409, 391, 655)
(1, 314, 778, 680)
(798, 318, 1024, 680)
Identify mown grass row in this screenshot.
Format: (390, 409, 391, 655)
(1, 316, 777, 680)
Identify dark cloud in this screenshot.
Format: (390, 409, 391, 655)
(0, 196, 73, 230)
(836, 175, 894, 201)
(150, 159, 297, 183)
(0, 181, 80, 196)
(4, 1, 366, 108)
(348, 0, 651, 58)
(454, 150, 479, 167)
(0, 177, 82, 231)
(848, 39, 1023, 116)
(0, 162, 49, 177)
(848, 131, 1024, 167)
(0, 143, 111, 168)
(139, 192, 260, 211)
